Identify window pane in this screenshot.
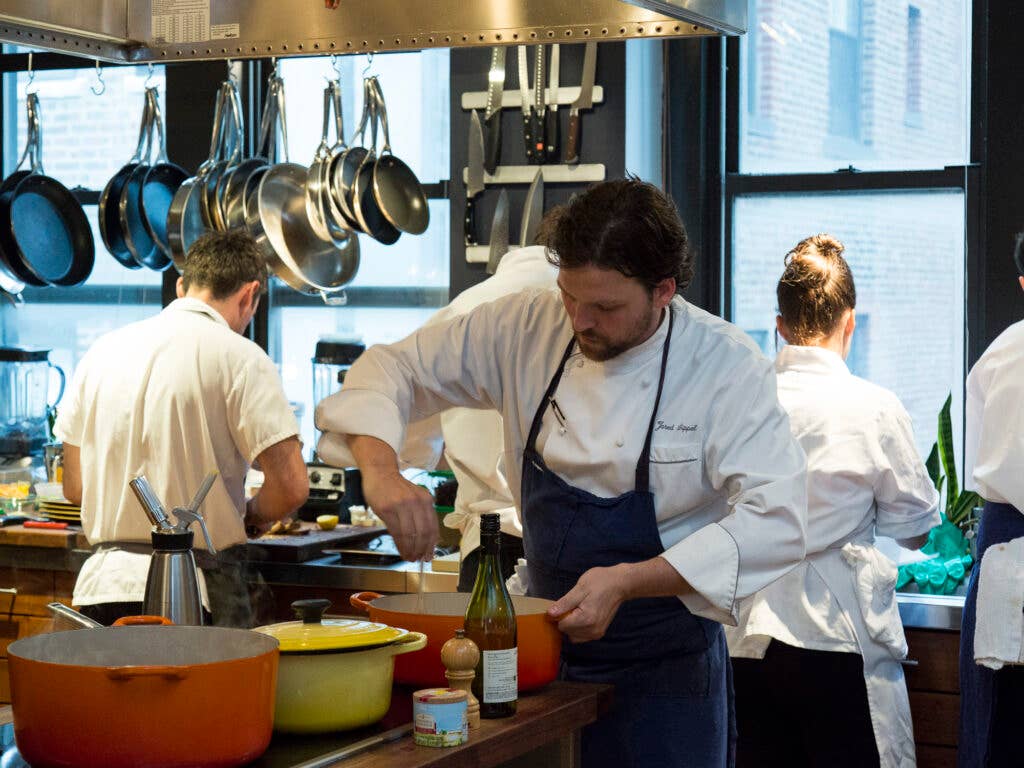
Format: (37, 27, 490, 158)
(730, 191, 965, 461)
(740, 0, 969, 172)
(270, 52, 451, 455)
(5, 66, 167, 190)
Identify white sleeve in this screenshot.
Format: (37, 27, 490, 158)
(873, 400, 941, 539)
(226, 354, 300, 463)
(661, 353, 808, 625)
(969, 357, 1024, 511)
(53, 352, 90, 446)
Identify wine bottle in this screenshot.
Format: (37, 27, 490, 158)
(463, 512, 517, 718)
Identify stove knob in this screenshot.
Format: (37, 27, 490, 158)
(330, 473, 342, 486)
(309, 471, 322, 484)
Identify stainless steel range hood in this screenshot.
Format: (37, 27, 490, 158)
(0, 0, 746, 63)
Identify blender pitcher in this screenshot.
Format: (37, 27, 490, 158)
(0, 348, 65, 459)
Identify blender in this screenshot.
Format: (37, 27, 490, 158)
(0, 347, 65, 463)
(301, 338, 366, 522)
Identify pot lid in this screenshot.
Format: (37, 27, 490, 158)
(255, 599, 411, 653)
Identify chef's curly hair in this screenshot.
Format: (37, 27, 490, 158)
(777, 234, 856, 344)
(181, 229, 269, 299)
(538, 176, 693, 293)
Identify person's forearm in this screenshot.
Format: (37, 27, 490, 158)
(348, 435, 403, 480)
(620, 556, 693, 600)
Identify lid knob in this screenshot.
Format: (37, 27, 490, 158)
(292, 598, 331, 624)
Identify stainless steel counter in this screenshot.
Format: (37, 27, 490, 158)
(897, 592, 964, 632)
(253, 554, 460, 594)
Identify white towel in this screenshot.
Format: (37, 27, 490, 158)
(974, 535, 1024, 670)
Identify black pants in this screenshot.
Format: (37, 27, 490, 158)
(732, 641, 879, 768)
(456, 534, 525, 593)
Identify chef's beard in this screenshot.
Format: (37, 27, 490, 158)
(575, 304, 660, 362)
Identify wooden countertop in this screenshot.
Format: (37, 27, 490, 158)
(0, 523, 87, 549)
(0, 681, 611, 768)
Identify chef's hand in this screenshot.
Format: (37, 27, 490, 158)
(349, 435, 438, 562)
(546, 565, 630, 643)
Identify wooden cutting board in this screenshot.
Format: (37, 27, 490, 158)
(248, 523, 387, 562)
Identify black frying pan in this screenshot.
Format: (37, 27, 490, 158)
(99, 91, 152, 270)
(8, 173, 94, 286)
(0, 171, 43, 286)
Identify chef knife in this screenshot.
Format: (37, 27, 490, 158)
(486, 188, 510, 275)
(465, 109, 486, 246)
(520, 169, 544, 248)
(483, 46, 505, 175)
(545, 44, 560, 163)
(518, 46, 534, 163)
(566, 41, 597, 166)
(530, 45, 546, 165)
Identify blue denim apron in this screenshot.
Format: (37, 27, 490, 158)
(521, 309, 735, 768)
(959, 500, 1024, 768)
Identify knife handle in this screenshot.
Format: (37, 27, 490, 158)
(545, 109, 559, 164)
(522, 110, 535, 163)
(530, 111, 546, 165)
(483, 111, 502, 176)
(566, 108, 581, 166)
(464, 195, 477, 246)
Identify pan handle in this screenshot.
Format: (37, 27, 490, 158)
(331, 80, 347, 151)
(113, 615, 175, 626)
(148, 86, 170, 164)
(371, 78, 391, 155)
(387, 631, 428, 657)
(349, 591, 383, 613)
(106, 665, 189, 682)
(274, 75, 289, 163)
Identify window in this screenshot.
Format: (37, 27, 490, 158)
(268, 52, 450, 452)
(740, 0, 968, 173)
(828, 0, 861, 142)
(730, 0, 971, 471)
(906, 6, 923, 123)
(0, 60, 166, 379)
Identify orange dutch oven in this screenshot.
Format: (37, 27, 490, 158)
(349, 591, 562, 691)
(7, 621, 278, 768)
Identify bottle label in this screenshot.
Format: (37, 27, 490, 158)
(482, 647, 518, 703)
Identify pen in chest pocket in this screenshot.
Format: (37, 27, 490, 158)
(549, 397, 568, 434)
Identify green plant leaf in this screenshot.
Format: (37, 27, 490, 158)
(925, 443, 942, 490)
(949, 491, 984, 526)
(937, 393, 958, 515)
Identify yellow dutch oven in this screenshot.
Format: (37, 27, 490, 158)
(254, 598, 426, 733)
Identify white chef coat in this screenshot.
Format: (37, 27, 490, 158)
(316, 290, 808, 624)
(54, 298, 299, 606)
(401, 246, 557, 559)
(725, 345, 939, 768)
(965, 319, 1024, 511)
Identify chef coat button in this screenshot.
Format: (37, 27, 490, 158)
(641, 379, 651, 388)
(577, 359, 584, 368)
(616, 438, 624, 447)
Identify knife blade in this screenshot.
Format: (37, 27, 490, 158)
(545, 44, 560, 163)
(520, 169, 544, 248)
(483, 46, 505, 174)
(465, 109, 486, 246)
(530, 45, 546, 165)
(518, 46, 534, 163)
(487, 188, 510, 275)
(566, 41, 597, 166)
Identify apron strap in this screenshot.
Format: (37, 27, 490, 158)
(635, 308, 675, 493)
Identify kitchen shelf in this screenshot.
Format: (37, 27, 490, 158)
(461, 163, 606, 185)
(461, 86, 604, 111)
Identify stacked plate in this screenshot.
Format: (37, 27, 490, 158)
(36, 497, 81, 524)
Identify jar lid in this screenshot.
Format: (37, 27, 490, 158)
(414, 688, 467, 704)
(313, 340, 365, 366)
(0, 347, 50, 362)
(254, 599, 411, 653)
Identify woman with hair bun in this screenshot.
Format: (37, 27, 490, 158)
(726, 234, 940, 768)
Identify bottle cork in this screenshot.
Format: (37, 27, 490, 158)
(441, 629, 480, 729)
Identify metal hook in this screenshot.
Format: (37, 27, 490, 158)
(90, 60, 105, 96)
(271, 56, 280, 78)
(226, 58, 239, 85)
(144, 62, 156, 88)
(362, 52, 374, 77)
(330, 53, 342, 78)
(25, 51, 36, 95)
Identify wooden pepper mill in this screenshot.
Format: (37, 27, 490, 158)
(441, 629, 481, 729)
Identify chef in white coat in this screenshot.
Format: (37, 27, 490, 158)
(317, 178, 808, 767)
(726, 234, 939, 768)
(958, 240, 1024, 768)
